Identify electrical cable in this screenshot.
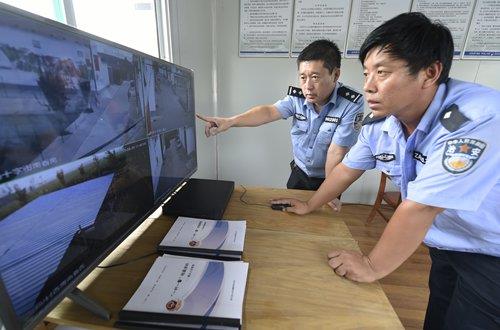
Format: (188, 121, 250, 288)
(97, 251, 158, 269)
(239, 185, 269, 207)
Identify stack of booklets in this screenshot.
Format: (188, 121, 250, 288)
(158, 217, 246, 261)
(116, 254, 249, 329)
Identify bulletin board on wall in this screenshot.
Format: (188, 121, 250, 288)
(239, 0, 500, 60)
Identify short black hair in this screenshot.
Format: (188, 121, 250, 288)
(297, 39, 341, 73)
(359, 12, 453, 84)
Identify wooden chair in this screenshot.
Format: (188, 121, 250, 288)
(366, 172, 401, 224)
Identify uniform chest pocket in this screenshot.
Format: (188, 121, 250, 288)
(376, 161, 402, 187)
(316, 124, 337, 145)
(291, 121, 308, 135)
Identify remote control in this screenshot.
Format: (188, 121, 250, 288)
(270, 203, 292, 210)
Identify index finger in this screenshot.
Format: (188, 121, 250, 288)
(196, 113, 213, 123)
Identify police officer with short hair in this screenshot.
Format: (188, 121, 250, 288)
(273, 13, 500, 329)
(197, 40, 364, 210)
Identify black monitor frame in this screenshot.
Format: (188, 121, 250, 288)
(0, 3, 197, 329)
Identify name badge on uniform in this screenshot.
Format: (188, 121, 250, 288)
(413, 151, 427, 164)
(324, 116, 341, 124)
(375, 153, 396, 162)
(294, 113, 307, 121)
(442, 138, 486, 174)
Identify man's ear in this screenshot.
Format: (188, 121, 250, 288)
(333, 68, 340, 82)
(423, 61, 443, 88)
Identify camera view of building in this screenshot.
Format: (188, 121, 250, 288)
(0, 17, 147, 184)
(0, 138, 155, 319)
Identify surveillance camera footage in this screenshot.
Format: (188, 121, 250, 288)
(0, 7, 197, 328)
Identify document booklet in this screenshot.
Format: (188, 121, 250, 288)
(158, 217, 246, 260)
(116, 254, 249, 329)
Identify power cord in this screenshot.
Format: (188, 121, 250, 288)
(239, 185, 269, 207)
(97, 251, 158, 269)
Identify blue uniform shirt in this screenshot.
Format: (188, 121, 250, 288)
(274, 82, 364, 178)
(343, 79, 500, 257)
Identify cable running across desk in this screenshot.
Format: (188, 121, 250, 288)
(97, 251, 157, 269)
(239, 185, 269, 207)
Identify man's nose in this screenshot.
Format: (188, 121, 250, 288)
(363, 74, 376, 94)
(304, 78, 314, 90)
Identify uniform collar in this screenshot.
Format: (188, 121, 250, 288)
(381, 82, 447, 138)
(381, 116, 402, 139)
(414, 82, 447, 134)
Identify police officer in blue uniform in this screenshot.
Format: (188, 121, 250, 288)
(273, 13, 500, 329)
(197, 40, 364, 210)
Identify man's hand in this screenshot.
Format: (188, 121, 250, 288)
(327, 198, 342, 212)
(327, 249, 378, 283)
(196, 113, 232, 137)
(269, 198, 311, 215)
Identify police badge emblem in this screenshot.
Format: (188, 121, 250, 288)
(442, 138, 486, 174)
(353, 112, 364, 131)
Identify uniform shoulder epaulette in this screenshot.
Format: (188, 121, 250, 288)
(338, 86, 362, 103)
(439, 104, 470, 132)
(362, 112, 386, 126)
(287, 86, 305, 98)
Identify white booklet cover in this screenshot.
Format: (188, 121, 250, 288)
(160, 217, 246, 253)
(122, 255, 249, 322)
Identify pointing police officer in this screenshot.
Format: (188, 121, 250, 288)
(197, 40, 364, 211)
(272, 13, 500, 329)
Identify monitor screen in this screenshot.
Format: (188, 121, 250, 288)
(0, 4, 197, 329)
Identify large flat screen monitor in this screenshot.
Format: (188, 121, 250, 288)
(0, 3, 197, 329)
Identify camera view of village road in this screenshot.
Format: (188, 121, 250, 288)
(0, 17, 146, 183)
(142, 59, 194, 136)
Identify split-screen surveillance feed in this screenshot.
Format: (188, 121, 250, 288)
(0, 6, 196, 328)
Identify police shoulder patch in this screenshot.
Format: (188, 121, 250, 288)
(353, 112, 364, 131)
(287, 86, 305, 98)
(440, 104, 470, 132)
(362, 112, 386, 126)
(442, 138, 486, 174)
(338, 86, 362, 103)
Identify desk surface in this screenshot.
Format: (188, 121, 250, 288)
(46, 186, 402, 329)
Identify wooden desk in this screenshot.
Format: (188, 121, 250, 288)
(46, 186, 402, 329)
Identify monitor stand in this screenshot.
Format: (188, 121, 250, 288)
(67, 288, 110, 320)
(163, 178, 235, 220)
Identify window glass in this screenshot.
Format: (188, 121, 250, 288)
(0, 0, 65, 22)
(72, 0, 159, 57)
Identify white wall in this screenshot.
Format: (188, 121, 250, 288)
(171, 0, 500, 203)
(169, 0, 217, 180)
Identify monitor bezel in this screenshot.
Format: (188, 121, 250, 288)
(0, 3, 197, 329)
